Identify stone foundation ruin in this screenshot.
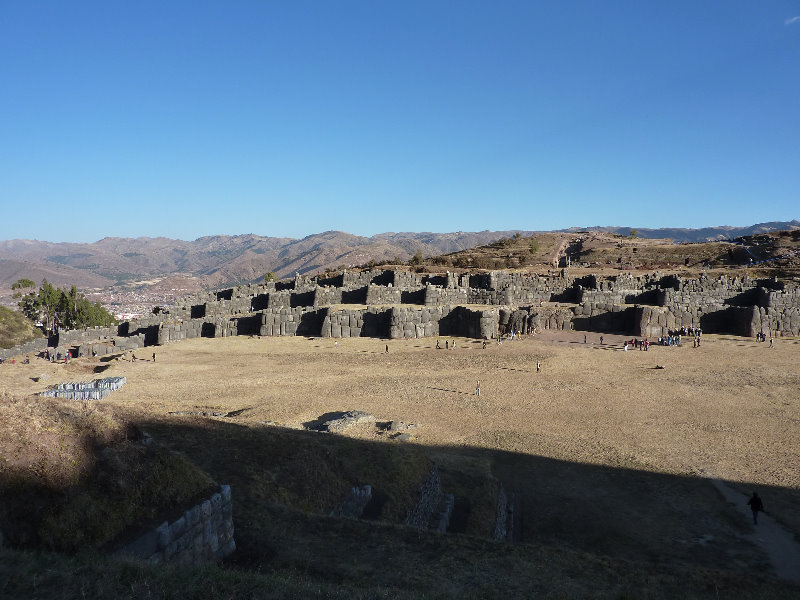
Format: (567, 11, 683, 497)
(39, 376, 126, 400)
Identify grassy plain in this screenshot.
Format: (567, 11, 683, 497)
(1, 330, 799, 597)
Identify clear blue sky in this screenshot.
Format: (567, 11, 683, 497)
(1, 1, 798, 243)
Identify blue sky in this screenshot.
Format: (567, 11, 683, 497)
(1, 1, 798, 243)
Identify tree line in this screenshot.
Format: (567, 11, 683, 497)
(12, 279, 117, 333)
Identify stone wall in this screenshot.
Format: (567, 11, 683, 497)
(389, 306, 498, 340)
(257, 307, 319, 337)
(52, 325, 120, 348)
(330, 485, 373, 518)
(3, 269, 800, 360)
(743, 305, 800, 337)
(0, 337, 47, 360)
(116, 485, 235, 565)
(322, 307, 390, 338)
(366, 284, 402, 305)
(314, 286, 344, 307)
(424, 285, 468, 306)
(405, 467, 449, 531)
(493, 484, 511, 541)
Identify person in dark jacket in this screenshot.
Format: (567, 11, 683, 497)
(747, 492, 764, 524)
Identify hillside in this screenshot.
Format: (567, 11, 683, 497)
(0, 306, 42, 350)
(560, 219, 800, 242)
(0, 230, 535, 291)
(420, 229, 800, 279)
(1, 222, 798, 303)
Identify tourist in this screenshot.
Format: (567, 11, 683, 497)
(436, 339, 440, 349)
(600, 336, 604, 344)
(445, 340, 449, 350)
(152, 352, 156, 362)
(385, 344, 389, 353)
(769, 337, 774, 348)
(482, 340, 487, 350)
(536, 360, 541, 372)
(747, 492, 764, 525)
(475, 381, 481, 396)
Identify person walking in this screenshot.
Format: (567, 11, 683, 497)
(536, 360, 541, 372)
(152, 353, 156, 362)
(475, 380, 481, 396)
(747, 492, 764, 524)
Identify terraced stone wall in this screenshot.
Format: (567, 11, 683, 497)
(115, 485, 234, 565)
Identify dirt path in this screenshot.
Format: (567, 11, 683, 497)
(711, 478, 800, 583)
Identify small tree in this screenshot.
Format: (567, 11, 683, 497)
(18, 280, 115, 332)
(264, 272, 275, 283)
(629, 229, 639, 239)
(409, 250, 424, 266)
(11, 278, 36, 291)
(529, 239, 540, 254)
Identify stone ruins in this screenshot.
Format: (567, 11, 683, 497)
(39, 376, 126, 400)
(115, 484, 235, 565)
(2, 267, 799, 359)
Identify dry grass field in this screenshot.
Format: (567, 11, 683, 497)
(2, 330, 799, 597)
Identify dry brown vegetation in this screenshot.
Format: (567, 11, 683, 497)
(0, 306, 42, 350)
(419, 229, 800, 280)
(1, 329, 799, 596)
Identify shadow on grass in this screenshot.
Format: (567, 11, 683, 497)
(425, 386, 470, 395)
(2, 417, 800, 598)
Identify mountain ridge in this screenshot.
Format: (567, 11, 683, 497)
(1, 221, 797, 292)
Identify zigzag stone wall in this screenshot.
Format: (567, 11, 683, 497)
(3, 269, 799, 360)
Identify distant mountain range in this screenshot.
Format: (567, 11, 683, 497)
(0, 230, 535, 290)
(559, 221, 800, 242)
(1, 221, 797, 292)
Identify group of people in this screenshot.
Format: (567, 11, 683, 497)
(435, 339, 459, 350)
(623, 338, 651, 351)
(755, 331, 775, 347)
(43, 349, 69, 363)
(659, 335, 681, 347)
(679, 326, 702, 337)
